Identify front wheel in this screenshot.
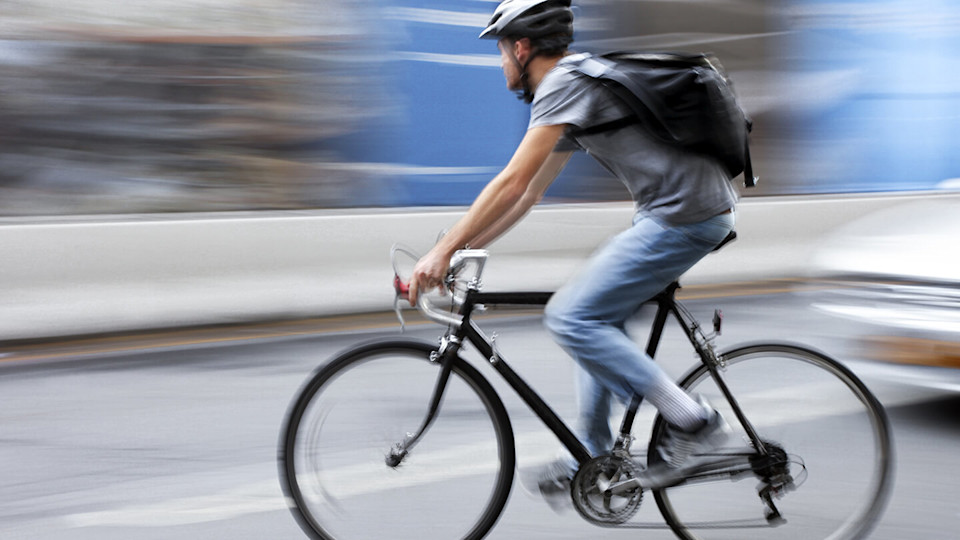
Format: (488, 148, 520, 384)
(649, 343, 893, 540)
(280, 340, 516, 540)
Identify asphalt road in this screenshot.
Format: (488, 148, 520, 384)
(1, 287, 958, 539)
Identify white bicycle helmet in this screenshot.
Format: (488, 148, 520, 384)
(479, 0, 574, 42)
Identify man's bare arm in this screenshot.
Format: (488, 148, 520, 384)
(469, 150, 572, 249)
(408, 124, 566, 304)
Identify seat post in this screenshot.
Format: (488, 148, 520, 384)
(646, 282, 680, 358)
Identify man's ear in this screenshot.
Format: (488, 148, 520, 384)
(513, 37, 533, 64)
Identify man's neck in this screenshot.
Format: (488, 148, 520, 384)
(525, 54, 565, 96)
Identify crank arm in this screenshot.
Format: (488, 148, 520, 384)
(606, 453, 755, 493)
(675, 458, 757, 485)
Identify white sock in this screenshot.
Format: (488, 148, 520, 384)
(645, 375, 709, 432)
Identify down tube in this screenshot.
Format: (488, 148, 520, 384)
(462, 319, 593, 465)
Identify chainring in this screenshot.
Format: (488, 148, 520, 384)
(570, 455, 643, 525)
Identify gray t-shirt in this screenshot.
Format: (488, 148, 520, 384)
(529, 53, 738, 224)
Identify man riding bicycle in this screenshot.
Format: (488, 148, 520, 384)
(408, 0, 739, 506)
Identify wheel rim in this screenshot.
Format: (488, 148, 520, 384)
(282, 345, 514, 540)
(651, 345, 893, 540)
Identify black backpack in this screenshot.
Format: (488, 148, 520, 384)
(567, 52, 757, 187)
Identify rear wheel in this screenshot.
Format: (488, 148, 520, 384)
(280, 340, 515, 540)
(649, 343, 893, 540)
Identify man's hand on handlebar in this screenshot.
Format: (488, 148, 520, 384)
(393, 246, 488, 330)
(408, 248, 452, 306)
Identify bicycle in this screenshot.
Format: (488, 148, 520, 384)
(280, 234, 893, 540)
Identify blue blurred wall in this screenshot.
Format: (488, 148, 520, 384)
(788, 0, 960, 192)
(348, 0, 960, 205)
(349, 0, 530, 206)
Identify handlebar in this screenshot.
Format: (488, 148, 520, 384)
(392, 246, 489, 330)
(449, 249, 489, 283)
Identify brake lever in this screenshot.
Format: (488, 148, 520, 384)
(393, 274, 410, 332)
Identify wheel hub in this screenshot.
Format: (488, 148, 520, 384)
(750, 441, 796, 494)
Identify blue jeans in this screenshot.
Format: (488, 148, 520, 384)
(544, 210, 735, 458)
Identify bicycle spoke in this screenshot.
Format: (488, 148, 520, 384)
(649, 344, 892, 540)
(281, 342, 514, 540)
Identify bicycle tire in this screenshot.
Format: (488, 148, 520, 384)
(280, 339, 516, 540)
(648, 343, 893, 540)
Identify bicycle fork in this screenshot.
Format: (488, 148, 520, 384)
(385, 335, 461, 468)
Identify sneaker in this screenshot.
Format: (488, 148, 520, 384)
(519, 460, 575, 513)
(642, 397, 731, 488)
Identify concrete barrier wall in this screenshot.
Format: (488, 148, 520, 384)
(2, 192, 957, 341)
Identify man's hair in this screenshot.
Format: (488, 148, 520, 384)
(529, 34, 570, 57)
(504, 34, 570, 58)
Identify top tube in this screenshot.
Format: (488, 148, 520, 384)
(406, 248, 693, 329)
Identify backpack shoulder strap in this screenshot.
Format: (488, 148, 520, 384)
(572, 54, 674, 137)
(566, 115, 639, 138)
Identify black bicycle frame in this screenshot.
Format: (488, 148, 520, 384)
(415, 280, 757, 469)
(453, 291, 599, 462)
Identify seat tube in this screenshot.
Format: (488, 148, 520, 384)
(644, 299, 672, 359)
(615, 297, 672, 442)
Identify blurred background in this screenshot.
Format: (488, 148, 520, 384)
(2, 3, 960, 539)
(2, 0, 958, 215)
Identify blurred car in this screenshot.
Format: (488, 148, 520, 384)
(809, 194, 960, 392)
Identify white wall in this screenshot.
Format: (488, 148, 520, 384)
(2, 192, 956, 341)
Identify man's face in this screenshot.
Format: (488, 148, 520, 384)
(498, 39, 522, 91)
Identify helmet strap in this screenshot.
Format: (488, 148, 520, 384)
(512, 49, 540, 104)
(518, 73, 533, 103)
